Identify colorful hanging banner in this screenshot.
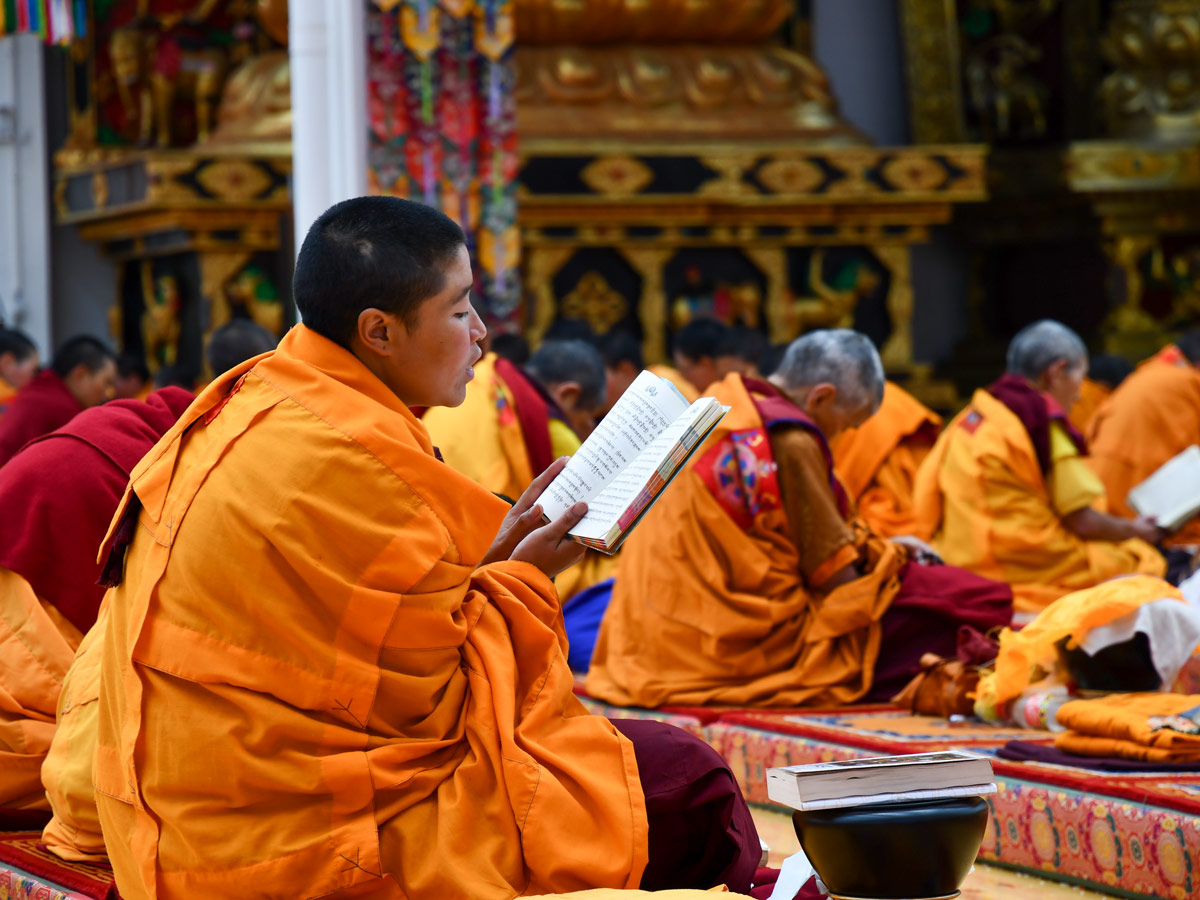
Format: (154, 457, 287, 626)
(366, 0, 520, 326)
(1, 0, 83, 44)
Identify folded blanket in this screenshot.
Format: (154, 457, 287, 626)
(1054, 692, 1200, 762)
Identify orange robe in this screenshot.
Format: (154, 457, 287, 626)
(0, 569, 81, 810)
(831, 381, 941, 538)
(588, 373, 909, 708)
(424, 352, 616, 601)
(92, 325, 648, 900)
(914, 389, 1164, 613)
(1067, 377, 1110, 435)
(1088, 352, 1200, 543)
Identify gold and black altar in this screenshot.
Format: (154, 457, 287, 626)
(901, 0, 1200, 374)
(514, 0, 984, 393)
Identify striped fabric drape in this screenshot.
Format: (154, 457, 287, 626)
(366, 0, 520, 326)
(0, 0, 86, 44)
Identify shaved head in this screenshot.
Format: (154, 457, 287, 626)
(774, 329, 885, 414)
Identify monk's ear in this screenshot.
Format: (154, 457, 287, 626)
(356, 308, 396, 356)
(805, 383, 837, 413)
(551, 381, 582, 411)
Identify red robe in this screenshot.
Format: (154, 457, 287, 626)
(0, 371, 82, 466)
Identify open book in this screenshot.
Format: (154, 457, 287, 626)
(1128, 444, 1200, 531)
(537, 370, 728, 554)
(766, 750, 995, 811)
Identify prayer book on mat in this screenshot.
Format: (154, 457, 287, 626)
(1128, 444, 1200, 531)
(538, 370, 729, 554)
(766, 750, 996, 812)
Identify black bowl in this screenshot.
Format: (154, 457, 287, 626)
(1056, 632, 1161, 693)
(792, 796, 989, 899)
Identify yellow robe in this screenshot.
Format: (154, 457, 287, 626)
(914, 389, 1164, 613)
(93, 325, 649, 899)
(41, 606, 108, 861)
(831, 381, 941, 538)
(0, 569, 81, 810)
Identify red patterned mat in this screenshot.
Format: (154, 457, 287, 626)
(0, 833, 118, 900)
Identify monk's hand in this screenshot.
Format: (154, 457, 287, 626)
(481, 457, 571, 567)
(891, 535, 942, 566)
(510, 502, 589, 578)
(1131, 516, 1169, 545)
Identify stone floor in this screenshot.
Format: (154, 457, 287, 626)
(750, 805, 1108, 900)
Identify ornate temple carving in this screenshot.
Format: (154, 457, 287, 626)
(1100, 0, 1200, 140)
(53, 0, 293, 378)
(516, 0, 985, 396)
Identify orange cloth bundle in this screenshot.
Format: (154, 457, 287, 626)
(1055, 692, 1200, 763)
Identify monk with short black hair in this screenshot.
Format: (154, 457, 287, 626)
(90, 196, 762, 899)
(589, 329, 1012, 708)
(0, 335, 116, 466)
(915, 320, 1165, 615)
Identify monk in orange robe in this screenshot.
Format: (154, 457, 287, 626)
(915, 320, 1165, 616)
(672, 317, 728, 395)
(0, 387, 192, 814)
(1088, 333, 1200, 544)
(831, 381, 941, 538)
(0, 327, 39, 419)
(92, 198, 762, 899)
(588, 330, 1012, 708)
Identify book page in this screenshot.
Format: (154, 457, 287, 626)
(539, 371, 689, 521)
(568, 400, 711, 540)
(1128, 444, 1200, 529)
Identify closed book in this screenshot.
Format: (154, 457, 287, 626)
(765, 750, 994, 811)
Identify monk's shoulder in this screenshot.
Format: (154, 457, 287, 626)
(769, 423, 830, 471)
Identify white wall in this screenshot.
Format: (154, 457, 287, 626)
(0, 35, 52, 356)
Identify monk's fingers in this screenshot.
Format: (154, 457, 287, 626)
(514, 457, 570, 512)
(544, 501, 588, 545)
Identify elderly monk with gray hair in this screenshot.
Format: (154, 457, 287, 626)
(914, 319, 1165, 617)
(588, 330, 1013, 708)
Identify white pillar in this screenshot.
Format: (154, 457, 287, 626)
(289, 0, 368, 262)
(0, 35, 52, 356)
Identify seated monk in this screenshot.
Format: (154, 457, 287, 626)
(831, 381, 941, 538)
(0, 386, 194, 814)
(0, 336, 116, 466)
(89, 197, 764, 898)
(914, 320, 1165, 617)
(1088, 330, 1200, 544)
(587, 330, 1013, 708)
(0, 327, 39, 418)
(1067, 353, 1131, 435)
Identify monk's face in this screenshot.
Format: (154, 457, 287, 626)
(602, 361, 639, 415)
(673, 350, 719, 394)
(802, 383, 875, 440)
(359, 246, 486, 409)
(0, 351, 38, 390)
(1042, 358, 1086, 412)
(67, 359, 117, 408)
